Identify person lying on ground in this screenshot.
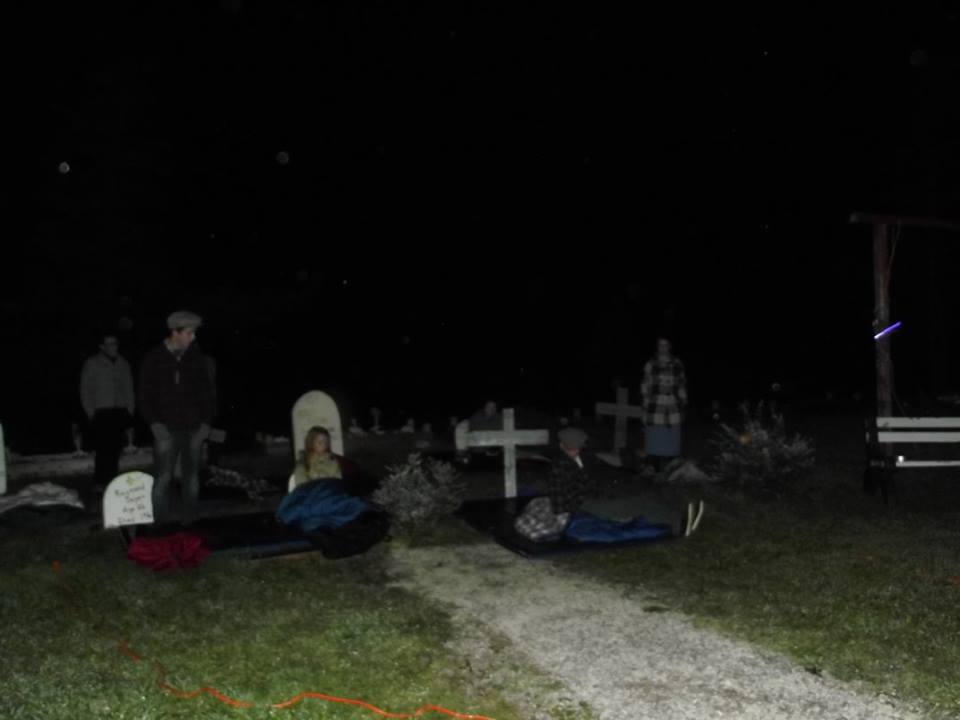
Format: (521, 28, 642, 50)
(515, 427, 705, 543)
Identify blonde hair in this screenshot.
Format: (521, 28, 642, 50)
(301, 426, 332, 469)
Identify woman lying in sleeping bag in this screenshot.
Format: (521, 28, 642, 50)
(514, 427, 704, 544)
(278, 426, 388, 558)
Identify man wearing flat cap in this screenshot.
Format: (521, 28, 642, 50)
(138, 310, 215, 523)
(515, 426, 596, 542)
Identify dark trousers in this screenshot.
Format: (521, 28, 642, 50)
(91, 408, 130, 485)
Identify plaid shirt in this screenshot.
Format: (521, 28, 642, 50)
(641, 356, 688, 426)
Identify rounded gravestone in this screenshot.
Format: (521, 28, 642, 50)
(291, 391, 344, 458)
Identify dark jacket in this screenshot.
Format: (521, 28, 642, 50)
(138, 343, 214, 431)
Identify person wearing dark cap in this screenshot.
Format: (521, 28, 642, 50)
(515, 426, 595, 542)
(138, 310, 214, 523)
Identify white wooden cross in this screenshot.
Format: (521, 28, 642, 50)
(455, 408, 549, 498)
(595, 386, 644, 451)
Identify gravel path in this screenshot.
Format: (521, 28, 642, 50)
(388, 542, 926, 720)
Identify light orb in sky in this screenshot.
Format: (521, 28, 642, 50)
(58, 161, 70, 174)
(275, 150, 290, 165)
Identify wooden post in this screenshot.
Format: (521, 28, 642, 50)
(928, 248, 938, 396)
(0, 423, 6, 495)
(851, 211, 960, 504)
(873, 222, 893, 417)
(852, 213, 960, 410)
(851, 212, 960, 415)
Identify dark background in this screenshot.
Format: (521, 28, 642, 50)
(7, 2, 960, 452)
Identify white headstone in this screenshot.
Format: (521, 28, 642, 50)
(103, 471, 154, 528)
(0, 423, 6, 495)
(455, 408, 549, 498)
(595, 387, 644, 451)
(291, 391, 344, 457)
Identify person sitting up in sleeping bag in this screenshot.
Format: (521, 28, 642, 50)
(278, 425, 388, 558)
(293, 426, 344, 486)
(514, 427, 595, 542)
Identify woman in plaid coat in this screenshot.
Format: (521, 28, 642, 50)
(641, 337, 688, 470)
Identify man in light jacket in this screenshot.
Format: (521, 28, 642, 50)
(80, 332, 135, 488)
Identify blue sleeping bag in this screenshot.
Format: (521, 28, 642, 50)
(276, 480, 370, 533)
(565, 512, 672, 543)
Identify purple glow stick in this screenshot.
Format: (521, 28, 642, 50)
(873, 321, 902, 341)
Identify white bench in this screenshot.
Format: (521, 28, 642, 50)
(865, 417, 960, 503)
(871, 417, 960, 467)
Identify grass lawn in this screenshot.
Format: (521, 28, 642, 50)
(555, 409, 960, 719)
(6, 405, 960, 718)
(0, 522, 531, 720)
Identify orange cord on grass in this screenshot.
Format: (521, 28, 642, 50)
(117, 639, 494, 718)
(271, 691, 496, 718)
(119, 641, 254, 709)
(53, 564, 494, 719)
(156, 679, 256, 709)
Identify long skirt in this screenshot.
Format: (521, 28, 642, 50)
(644, 424, 682, 458)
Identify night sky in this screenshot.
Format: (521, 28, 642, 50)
(8, 2, 960, 452)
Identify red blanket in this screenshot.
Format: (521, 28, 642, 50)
(127, 532, 210, 571)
